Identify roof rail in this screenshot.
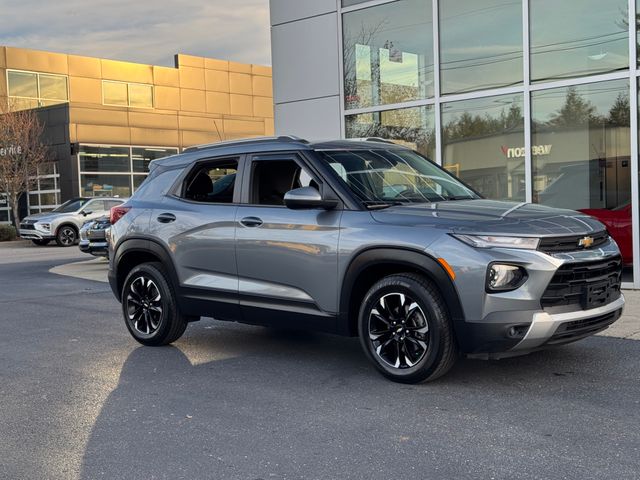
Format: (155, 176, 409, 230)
(182, 135, 309, 153)
(365, 137, 396, 144)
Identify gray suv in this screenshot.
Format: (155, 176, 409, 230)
(108, 136, 624, 383)
(20, 197, 125, 247)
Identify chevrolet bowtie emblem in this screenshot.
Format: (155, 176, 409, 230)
(579, 236, 594, 248)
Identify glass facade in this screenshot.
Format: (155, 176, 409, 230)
(340, 0, 640, 284)
(27, 163, 61, 214)
(78, 145, 178, 199)
(102, 80, 154, 108)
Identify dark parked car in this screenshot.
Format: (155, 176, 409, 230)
(79, 216, 111, 258)
(107, 136, 624, 383)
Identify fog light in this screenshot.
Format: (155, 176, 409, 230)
(486, 264, 527, 292)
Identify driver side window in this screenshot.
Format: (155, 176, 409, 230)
(250, 158, 318, 206)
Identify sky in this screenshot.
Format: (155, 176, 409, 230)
(0, 0, 272, 67)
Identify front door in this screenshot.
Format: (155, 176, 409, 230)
(235, 153, 342, 331)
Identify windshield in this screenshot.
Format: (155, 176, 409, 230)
(318, 149, 479, 206)
(52, 198, 88, 213)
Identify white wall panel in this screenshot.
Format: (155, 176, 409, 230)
(275, 96, 342, 140)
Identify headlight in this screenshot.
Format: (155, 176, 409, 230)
(37, 223, 51, 231)
(452, 234, 540, 250)
(486, 264, 528, 292)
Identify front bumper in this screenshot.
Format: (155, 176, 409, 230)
(19, 228, 54, 240)
(511, 295, 624, 351)
(79, 239, 109, 257)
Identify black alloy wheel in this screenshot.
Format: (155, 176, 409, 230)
(56, 226, 77, 247)
(121, 262, 188, 346)
(358, 273, 457, 383)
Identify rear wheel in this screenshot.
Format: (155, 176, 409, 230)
(31, 239, 50, 246)
(55, 226, 77, 247)
(358, 273, 457, 383)
(122, 262, 188, 346)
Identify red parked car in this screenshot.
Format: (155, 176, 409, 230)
(580, 203, 632, 265)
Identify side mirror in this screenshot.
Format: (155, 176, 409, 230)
(82, 210, 93, 216)
(284, 186, 338, 210)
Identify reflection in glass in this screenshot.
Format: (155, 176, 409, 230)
(79, 145, 131, 172)
(440, 0, 522, 94)
(530, 0, 628, 82)
(442, 94, 524, 201)
(7, 71, 38, 98)
(343, 0, 434, 110)
(128, 84, 153, 108)
(132, 147, 178, 172)
(38, 74, 68, 101)
(81, 174, 132, 198)
(532, 80, 631, 274)
(103, 81, 128, 106)
(342, 0, 371, 6)
(345, 106, 435, 159)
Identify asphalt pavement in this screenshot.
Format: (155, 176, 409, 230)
(0, 241, 639, 480)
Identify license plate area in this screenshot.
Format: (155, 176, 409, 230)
(582, 280, 612, 310)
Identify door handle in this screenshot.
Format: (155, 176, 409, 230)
(240, 216, 263, 227)
(157, 213, 176, 223)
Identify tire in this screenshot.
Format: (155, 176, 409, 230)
(55, 225, 77, 247)
(31, 239, 50, 246)
(121, 262, 188, 346)
(358, 273, 457, 384)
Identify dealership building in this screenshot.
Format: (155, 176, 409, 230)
(269, 0, 640, 287)
(0, 46, 274, 222)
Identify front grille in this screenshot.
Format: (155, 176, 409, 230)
(546, 310, 621, 345)
(538, 230, 609, 254)
(541, 256, 622, 310)
(20, 223, 35, 230)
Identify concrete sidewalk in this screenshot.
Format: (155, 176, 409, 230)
(48, 256, 640, 341)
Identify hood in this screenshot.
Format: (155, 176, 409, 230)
(23, 212, 73, 223)
(370, 199, 605, 237)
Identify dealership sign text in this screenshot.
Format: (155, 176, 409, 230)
(501, 144, 552, 158)
(0, 145, 23, 156)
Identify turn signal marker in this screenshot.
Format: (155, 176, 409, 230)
(437, 257, 456, 281)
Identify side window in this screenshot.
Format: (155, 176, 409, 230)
(183, 159, 238, 203)
(251, 158, 318, 206)
(105, 200, 122, 210)
(86, 200, 105, 212)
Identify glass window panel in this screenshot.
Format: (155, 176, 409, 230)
(132, 147, 178, 173)
(442, 94, 524, 201)
(532, 79, 631, 279)
(28, 194, 40, 207)
(133, 175, 147, 192)
(103, 81, 128, 106)
(38, 74, 68, 101)
(7, 71, 38, 98)
(81, 174, 132, 198)
(345, 105, 435, 159)
(39, 192, 59, 206)
(128, 84, 153, 108)
(38, 177, 56, 191)
(530, 0, 628, 82)
(343, 0, 371, 6)
(343, 0, 434, 110)
(440, 0, 522, 94)
(79, 145, 131, 173)
(0, 210, 8, 222)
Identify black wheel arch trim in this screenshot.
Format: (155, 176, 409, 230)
(338, 247, 466, 338)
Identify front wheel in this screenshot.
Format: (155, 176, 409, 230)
(55, 226, 77, 247)
(121, 262, 188, 346)
(358, 273, 457, 383)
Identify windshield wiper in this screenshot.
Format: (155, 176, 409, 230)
(442, 195, 476, 201)
(362, 201, 404, 210)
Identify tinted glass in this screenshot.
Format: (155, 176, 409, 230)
(79, 145, 131, 173)
(343, 0, 434, 109)
(39, 192, 59, 206)
(345, 105, 435, 159)
(530, 0, 628, 82)
(81, 174, 132, 198)
(442, 94, 525, 201)
(184, 161, 238, 203)
(132, 147, 178, 173)
(128, 84, 153, 108)
(8, 71, 37, 98)
(440, 0, 522, 94)
(103, 81, 128, 106)
(319, 149, 477, 206)
(532, 79, 631, 277)
(38, 74, 68, 101)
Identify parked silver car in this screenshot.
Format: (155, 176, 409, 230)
(20, 197, 125, 247)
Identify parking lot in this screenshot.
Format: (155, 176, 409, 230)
(1, 241, 639, 480)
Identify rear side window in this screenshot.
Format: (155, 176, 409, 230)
(183, 159, 238, 204)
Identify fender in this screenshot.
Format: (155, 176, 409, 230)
(338, 247, 466, 337)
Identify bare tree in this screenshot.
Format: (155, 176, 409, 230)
(0, 100, 49, 227)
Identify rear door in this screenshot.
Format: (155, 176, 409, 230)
(235, 152, 342, 330)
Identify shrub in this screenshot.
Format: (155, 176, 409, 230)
(0, 224, 17, 242)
